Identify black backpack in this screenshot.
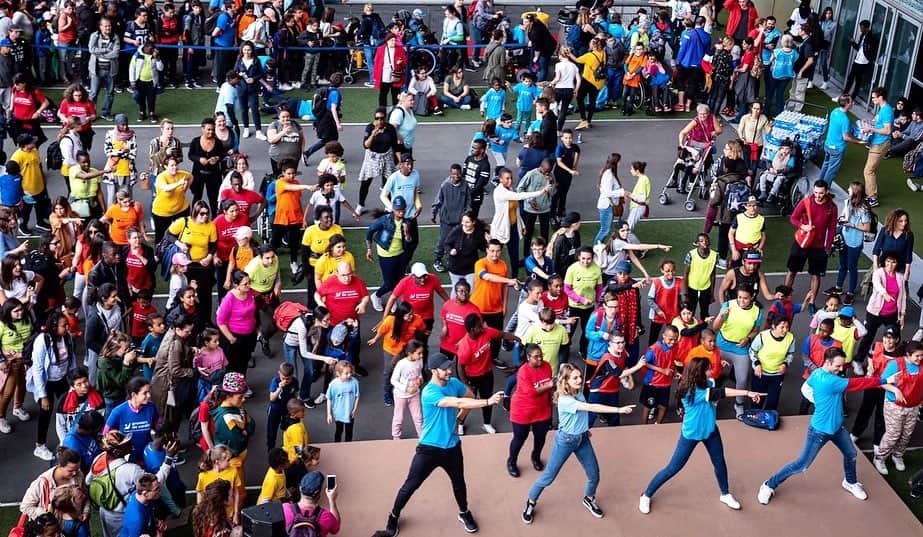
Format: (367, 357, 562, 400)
(45, 140, 63, 170)
(311, 87, 330, 120)
(204, 10, 220, 35)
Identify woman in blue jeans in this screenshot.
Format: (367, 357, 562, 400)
(521, 363, 635, 524)
(233, 41, 269, 140)
(282, 305, 337, 404)
(830, 182, 871, 302)
(639, 358, 764, 514)
(595, 153, 623, 245)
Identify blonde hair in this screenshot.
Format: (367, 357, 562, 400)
(725, 139, 743, 160)
(334, 360, 354, 376)
(554, 363, 582, 403)
(198, 445, 233, 472)
(780, 34, 794, 49)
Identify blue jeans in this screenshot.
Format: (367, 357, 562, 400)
(528, 430, 599, 501)
(765, 76, 791, 118)
(606, 68, 623, 104)
(470, 26, 484, 60)
(837, 244, 863, 293)
(645, 428, 729, 497)
(818, 49, 831, 82)
(239, 83, 262, 130)
(536, 56, 549, 82)
(439, 94, 473, 109)
(595, 206, 613, 245)
(284, 343, 315, 400)
(766, 425, 857, 490)
(364, 45, 376, 85)
(103, 397, 120, 418)
(376, 253, 407, 298)
(818, 147, 844, 185)
(90, 70, 115, 116)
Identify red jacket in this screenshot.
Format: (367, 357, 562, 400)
(790, 194, 837, 250)
(723, 0, 758, 39)
(373, 41, 407, 89)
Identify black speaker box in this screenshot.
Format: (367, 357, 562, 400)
(242, 500, 286, 537)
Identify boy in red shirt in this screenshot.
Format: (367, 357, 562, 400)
(648, 260, 683, 346)
(622, 325, 679, 424)
(456, 313, 518, 435)
(130, 289, 158, 345)
(439, 280, 481, 360)
(587, 333, 633, 427)
(798, 318, 841, 414)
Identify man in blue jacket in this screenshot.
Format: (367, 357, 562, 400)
(675, 16, 710, 112)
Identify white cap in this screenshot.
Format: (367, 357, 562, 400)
(233, 226, 253, 241)
(410, 262, 428, 277)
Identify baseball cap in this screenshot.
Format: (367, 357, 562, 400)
(562, 211, 581, 227)
(410, 262, 428, 277)
(412, 8, 424, 18)
(171, 252, 191, 266)
(233, 226, 253, 241)
(391, 196, 408, 210)
(614, 260, 632, 274)
(399, 153, 414, 163)
(428, 353, 454, 371)
(745, 195, 758, 205)
(839, 306, 855, 318)
(883, 325, 901, 338)
(743, 251, 762, 264)
(300, 471, 324, 496)
(221, 372, 248, 394)
(330, 324, 348, 346)
(262, 7, 277, 21)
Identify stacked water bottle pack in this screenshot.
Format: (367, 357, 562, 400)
(762, 110, 827, 161)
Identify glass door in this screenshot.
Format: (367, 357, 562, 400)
(883, 16, 920, 100)
(864, 1, 895, 105)
(831, 0, 860, 82)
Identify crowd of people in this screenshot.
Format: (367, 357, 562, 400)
(1, 1, 922, 537)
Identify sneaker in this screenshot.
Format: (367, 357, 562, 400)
(185, 82, 194, 89)
(457, 511, 478, 533)
(482, 424, 496, 434)
(531, 457, 544, 471)
(314, 393, 327, 405)
(852, 361, 865, 376)
(384, 392, 394, 407)
(192, 81, 203, 88)
(433, 108, 444, 116)
(908, 178, 921, 192)
(492, 358, 511, 371)
(507, 459, 520, 478)
(913, 329, 923, 342)
(639, 495, 651, 514)
(717, 259, 728, 270)
(831, 96, 839, 103)
(100, 115, 114, 121)
(255, 131, 267, 141)
(172, 455, 187, 466)
(456, 423, 465, 436)
(385, 513, 399, 536)
(911, 482, 923, 499)
(433, 259, 446, 273)
(873, 458, 888, 475)
(0, 418, 9, 433)
(866, 196, 880, 208)
(850, 433, 859, 442)
(291, 82, 302, 89)
(719, 493, 741, 510)
(464, 65, 478, 72)
(757, 482, 774, 505)
(824, 286, 843, 296)
(242, 127, 251, 138)
(807, 81, 814, 89)
(302, 397, 317, 409)
(370, 293, 384, 311)
(582, 496, 604, 518)
(356, 204, 365, 215)
(575, 120, 589, 130)
(355, 365, 369, 377)
(259, 336, 271, 357)
(33, 444, 53, 461)
(460, 104, 471, 110)
(290, 261, 299, 274)
(893, 455, 906, 471)
(12, 407, 30, 421)
(521, 500, 535, 523)
(364, 82, 375, 88)
(34, 222, 51, 232)
(842, 292, 855, 306)
(734, 404, 744, 419)
(842, 479, 868, 500)
(820, 81, 829, 90)
(280, 83, 293, 91)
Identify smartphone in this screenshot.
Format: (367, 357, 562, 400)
(326, 474, 337, 491)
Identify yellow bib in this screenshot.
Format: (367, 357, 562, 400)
(756, 330, 794, 373)
(720, 301, 760, 343)
(831, 320, 858, 363)
(687, 248, 717, 291)
(734, 213, 764, 245)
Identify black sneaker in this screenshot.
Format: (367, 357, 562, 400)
(433, 259, 447, 273)
(824, 286, 843, 296)
(910, 481, 923, 499)
(172, 455, 187, 466)
(384, 392, 394, 407)
(492, 358, 511, 371)
(843, 292, 855, 306)
(302, 151, 311, 167)
(301, 397, 317, 409)
(507, 459, 520, 478)
(866, 196, 880, 208)
(385, 513, 399, 536)
(521, 500, 535, 524)
(259, 336, 271, 357)
(457, 511, 478, 533)
(531, 457, 544, 471)
(582, 496, 604, 518)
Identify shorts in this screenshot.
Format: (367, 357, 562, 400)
(640, 384, 671, 409)
(786, 243, 828, 276)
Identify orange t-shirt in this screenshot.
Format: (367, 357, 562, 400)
(274, 179, 304, 226)
(684, 344, 723, 380)
(470, 257, 508, 315)
(104, 203, 143, 245)
(376, 313, 427, 355)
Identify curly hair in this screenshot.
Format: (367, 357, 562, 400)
(192, 479, 232, 537)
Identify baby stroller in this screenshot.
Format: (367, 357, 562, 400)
(755, 136, 810, 214)
(342, 17, 367, 85)
(662, 141, 714, 211)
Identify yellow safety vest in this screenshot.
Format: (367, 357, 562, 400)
(720, 301, 760, 343)
(831, 320, 858, 363)
(687, 248, 718, 291)
(756, 330, 794, 373)
(734, 213, 765, 245)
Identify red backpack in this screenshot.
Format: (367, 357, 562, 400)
(896, 357, 923, 408)
(274, 301, 311, 333)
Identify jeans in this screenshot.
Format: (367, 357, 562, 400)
(818, 147, 844, 186)
(751, 372, 784, 411)
(837, 245, 863, 293)
(266, 405, 285, 450)
(392, 443, 468, 516)
(595, 206, 613, 245)
(382, 351, 395, 399)
(606, 68, 622, 105)
(536, 55, 549, 82)
(239, 84, 262, 131)
(470, 26, 484, 60)
(764, 76, 791, 118)
(58, 47, 76, 81)
(134, 80, 156, 116)
(376, 253, 407, 298)
(766, 425, 857, 489)
(284, 343, 315, 401)
(528, 430, 599, 501)
(90, 70, 116, 116)
(364, 45, 376, 85)
(818, 49, 831, 82)
(439, 94, 473, 109)
(644, 428, 729, 497)
(843, 62, 872, 98)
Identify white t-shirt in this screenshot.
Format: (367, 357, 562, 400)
(554, 61, 580, 90)
(309, 189, 346, 211)
(4, 270, 35, 302)
(596, 169, 625, 210)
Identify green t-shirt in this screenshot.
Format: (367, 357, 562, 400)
(523, 323, 570, 374)
(244, 257, 280, 293)
(564, 262, 602, 310)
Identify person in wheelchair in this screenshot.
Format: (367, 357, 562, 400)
(756, 140, 795, 204)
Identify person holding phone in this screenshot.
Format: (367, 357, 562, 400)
(282, 471, 341, 537)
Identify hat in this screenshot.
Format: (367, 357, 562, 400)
(745, 195, 759, 205)
(883, 325, 901, 338)
(428, 353, 454, 371)
(262, 7, 277, 21)
(15, 133, 37, 147)
(410, 262, 428, 277)
(330, 324, 348, 346)
(412, 8, 424, 18)
(114, 114, 129, 126)
(392, 195, 408, 210)
(101, 431, 133, 457)
(743, 251, 762, 264)
(233, 226, 253, 241)
(300, 471, 324, 496)
(171, 252, 191, 266)
(399, 153, 414, 163)
(614, 260, 632, 274)
(42, 11, 52, 21)
(562, 211, 581, 227)
(221, 372, 248, 394)
(839, 306, 855, 318)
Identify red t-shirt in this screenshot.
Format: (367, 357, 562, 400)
(58, 99, 96, 131)
(11, 88, 44, 122)
(317, 275, 370, 325)
(510, 361, 553, 424)
(456, 326, 499, 378)
(124, 249, 153, 293)
(214, 213, 251, 261)
(197, 400, 215, 451)
(58, 14, 77, 44)
(220, 188, 264, 216)
(440, 300, 481, 353)
(541, 291, 569, 319)
(392, 274, 442, 320)
(130, 301, 157, 339)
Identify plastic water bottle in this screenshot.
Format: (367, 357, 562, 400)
(576, 132, 583, 144)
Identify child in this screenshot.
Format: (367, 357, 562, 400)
(767, 285, 813, 327)
(367, 301, 427, 406)
(315, 141, 347, 199)
(523, 308, 570, 375)
(798, 318, 841, 414)
(407, 67, 442, 116)
(139, 313, 166, 382)
(757, 140, 794, 203)
(195, 445, 242, 515)
(167, 252, 193, 309)
(431, 164, 470, 274)
(683, 328, 726, 381)
(489, 113, 518, 174)
(585, 292, 621, 372)
(281, 398, 309, 462)
(524, 237, 553, 286)
(284, 445, 320, 500)
(587, 333, 633, 427)
(670, 303, 713, 371)
(622, 324, 679, 424)
(818, 306, 867, 367)
(810, 293, 840, 329)
(507, 72, 541, 141)
(729, 198, 766, 267)
(194, 328, 228, 378)
(215, 72, 242, 133)
(258, 448, 289, 504)
(683, 233, 718, 319)
(128, 41, 164, 121)
(143, 422, 184, 518)
(325, 321, 357, 366)
(267, 362, 300, 450)
(326, 360, 360, 442)
(63, 297, 83, 339)
(50, 474, 90, 537)
(224, 226, 258, 290)
(389, 340, 425, 440)
(307, 173, 359, 224)
(648, 260, 683, 345)
(625, 161, 651, 232)
(0, 160, 23, 210)
(298, 18, 322, 89)
(552, 130, 580, 222)
(470, 119, 495, 155)
(871, 341, 922, 475)
(643, 50, 671, 112)
(480, 77, 506, 121)
(129, 289, 157, 346)
(541, 274, 578, 366)
(34, 20, 54, 84)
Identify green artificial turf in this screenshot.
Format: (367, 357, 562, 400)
(867, 448, 923, 522)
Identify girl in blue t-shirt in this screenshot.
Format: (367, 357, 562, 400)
(521, 363, 635, 524)
(638, 357, 764, 514)
(480, 78, 507, 121)
(325, 360, 360, 442)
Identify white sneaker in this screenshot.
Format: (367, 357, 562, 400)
(292, 82, 302, 89)
(255, 130, 267, 141)
(852, 361, 865, 376)
(873, 444, 880, 456)
(370, 293, 384, 312)
(290, 262, 299, 274)
(842, 479, 868, 500)
(460, 104, 471, 110)
(12, 408, 30, 422)
(757, 482, 774, 505)
(313, 393, 326, 405)
(457, 423, 465, 436)
(892, 455, 906, 472)
(734, 404, 744, 419)
(280, 83, 293, 91)
(482, 424, 496, 434)
(913, 329, 923, 342)
(850, 433, 858, 443)
(873, 458, 888, 475)
(356, 204, 365, 215)
(638, 495, 651, 514)
(242, 127, 251, 138)
(820, 82, 829, 90)
(33, 444, 53, 461)
(719, 494, 741, 510)
(831, 96, 839, 103)
(0, 418, 10, 434)
(717, 259, 728, 270)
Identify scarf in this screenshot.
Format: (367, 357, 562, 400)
(60, 387, 104, 414)
(115, 127, 135, 142)
(615, 281, 640, 344)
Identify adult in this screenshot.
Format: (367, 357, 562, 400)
(383, 353, 504, 536)
(56, 366, 104, 443)
(0, 252, 43, 309)
(438, 6, 465, 78)
(380, 154, 422, 257)
(313, 235, 355, 291)
(191, 479, 234, 537)
(764, 33, 798, 118)
(67, 152, 108, 221)
(188, 117, 224, 212)
(600, 221, 668, 283)
(564, 247, 604, 358)
(718, 250, 775, 303)
(373, 32, 407, 107)
(301, 205, 342, 306)
(151, 156, 191, 244)
(101, 189, 146, 247)
(440, 66, 473, 110)
(871, 209, 914, 280)
(384, 262, 449, 345)
(147, 118, 183, 179)
(243, 245, 283, 358)
(25, 309, 75, 459)
(8, 73, 49, 147)
(102, 114, 138, 208)
(507, 344, 553, 477)
(854, 252, 906, 369)
(216, 270, 258, 374)
(84, 282, 122, 389)
(872, 341, 923, 475)
(20, 447, 86, 522)
(210, 372, 254, 478)
(121, 474, 163, 537)
(860, 87, 892, 208)
(789, 25, 816, 111)
(639, 357, 762, 513)
(490, 167, 550, 278)
(674, 17, 711, 112)
(0, 207, 26, 261)
(303, 72, 344, 163)
(524, 13, 556, 81)
(723, 0, 758, 46)
(783, 180, 836, 310)
(748, 316, 794, 411)
(521, 363, 634, 524)
(440, 280, 482, 359)
(314, 262, 370, 377)
(464, 138, 492, 218)
(104, 376, 158, 464)
(233, 41, 267, 140)
(731, 39, 759, 124)
(471, 239, 521, 368)
(713, 288, 764, 418)
(548, 46, 580, 132)
(818, 95, 861, 186)
(366, 196, 412, 312)
(219, 155, 257, 199)
(817, 7, 835, 90)
(446, 212, 489, 291)
(166, 200, 218, 317)
(283, 472, 341, 537)
(887, 107, 923, 158)
(214, 199, 250, 301)
(829, 182, 871, 304)
(736, 103, 771, 176)
(678, 104, 722, 159)
(389, 92, 418, 161)
(150, 314, 195, 429)
(357, 108, 398, 212)
(518, 159, 556, 262)
(214, 111, 238, 157)
(841, 20, 876, 99)
(536, 98, 558, 153)
(267, 108, 304, 176)
(57, 83, 97, 151)
(595, 153, 624, 246)
(565, 38, 606, 130)
(0, 296, 30, 432)
(88, 17, 121, 120)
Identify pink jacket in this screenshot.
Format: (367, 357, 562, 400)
(865, 267, 906, 318)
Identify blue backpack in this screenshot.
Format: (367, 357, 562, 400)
(741, 409, 780, 431)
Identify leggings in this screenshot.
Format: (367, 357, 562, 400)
(463, 373, 494, 425)
(334, 420, 354, 442)
(576, 78, 600, 123)
(271, 223, 302, 266)
(0, 360, 26, 418)
(222, 331, 258, 374)
(686, 287, 712, 320)
(379, 82, 401, 107)
(555, 88, 574, 131)
(508, 419, 551, 463)
(37, 378, 69, 445)
(358, 179, 374, 207)
(392, 443, 468, 517)
(721, 349, 750, 405)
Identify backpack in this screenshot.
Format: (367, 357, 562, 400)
(45, 140, 63, 170)
(204, 10, 220, 35)
(311, 87, 330, 120)
(863, 207, 878, 242)
(88, 458, 129, 510)
(740, 408, 780, 431)
(274, 301, 311, 333)
(285, 503, 322, 537)
(466, 1, 478, 21)
(724, 181, 751, 216)
(20, 332, 49, 368)
(188, 395, 217, 447)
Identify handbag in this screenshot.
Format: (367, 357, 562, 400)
(793, 196, 814, 248)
